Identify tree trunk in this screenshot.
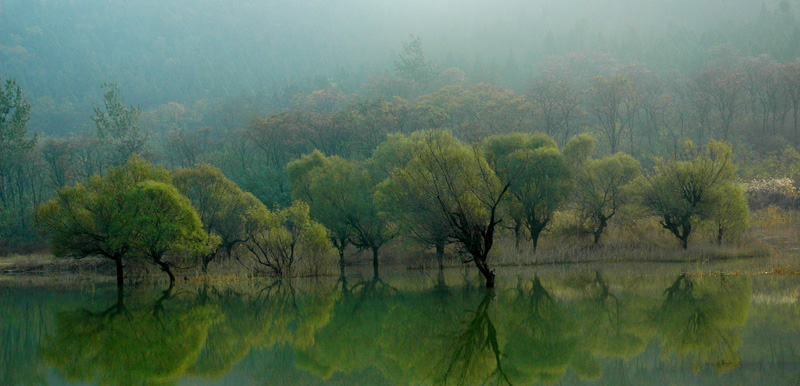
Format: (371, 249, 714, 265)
(593, 217, 608, 245)
(372, 247, 380, 279)
(474, 258, 496, 288)
(717, 226, 724, 246)
(513, 220, 522, 250)
(157, 260, 176, 284)
(114, 256, 124, 300)
(435, 240, 445, 269)
(680, 235, 689, 249)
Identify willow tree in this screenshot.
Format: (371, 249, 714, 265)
(574, 152, 642, 244)
(374, 133, 452, 268)
(483, 133, 573, 251)
(35, 156, 211, 289)
(637, 141, 741, 249)
(289, 151, 394, 275)
(386, 130, 509, 287)
(122, 180, 215, 284)
(173, 164, 266, 271)
(246, 201, 332, 277)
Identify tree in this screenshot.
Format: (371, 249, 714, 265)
(121, 180, 215, 284)
(702, 183, 749, 245)
(173, 164, 266, 271)
(528, 73, 585, 147)
(35, 156, 178, 292)
(246, 201, 332, 276)
(587, 74, 636, 154)
(574, 149, 642, 245)
(386, 130, 509, 287)
(781, 59, 800, 144)
(0, 76, 37, 240)
(374, 133, 453, 268)
(637, 141, 739, 249)
(483, 133, 573, 251)
(289, 151, 350, 268)
(394, 35, 436, 93)
(289, 152, 394, 275)
(91, 83, 148, 167)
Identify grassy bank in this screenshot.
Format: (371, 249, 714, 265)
(3, 207, 798, 284)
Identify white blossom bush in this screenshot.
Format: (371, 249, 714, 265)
(743, 178, 799, 209)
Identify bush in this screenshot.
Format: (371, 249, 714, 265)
(743, 178, 799, 210)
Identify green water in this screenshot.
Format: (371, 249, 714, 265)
(2, 265, 800, 385)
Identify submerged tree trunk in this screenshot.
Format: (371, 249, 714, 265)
(372, 247, 380, 279)
(114, 256, 124, 301)
(473, 256, 496, 288)
(157, 260, 176, 284)
(435, 240, 445, 269)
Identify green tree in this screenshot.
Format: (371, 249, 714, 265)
(386, 130, 509, 287)
(34, 156, 201, 290)
(246, 201, 333, 277)
(574, 152, 642, 244)
(0, 76, 37, 240)
(173, 164, 266, 271)
(373, 133, 452, 268)
(92, 83, 148, 167)
(121, 180, 215, 284)
(290, 152, 393, 276)
(637, 141, 739, 249)
(702, 183, 749, 245)
(289, 151, 351, 270)
(484, 133, 573, 251)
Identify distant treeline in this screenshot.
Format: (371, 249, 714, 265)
(3, 0, 800, 136)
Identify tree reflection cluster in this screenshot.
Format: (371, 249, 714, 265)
(27, 271, 753, 385)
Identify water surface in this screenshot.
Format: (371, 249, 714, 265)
(2, 265, 800, 385)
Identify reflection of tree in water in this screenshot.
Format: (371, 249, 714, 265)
(0, 289, 94, 386)
(433, 288, 511, 386)
(499, 276, 587, 384)
(29, 271, 755, 385)
(653, 273, 751, 373)
(295, 273, 400, 378)
(573, 273, 650, 371)
(40, 286, 219, 386)
(187, 279, 337, 379)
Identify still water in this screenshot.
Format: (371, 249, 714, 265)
(2, 265, 800, 385)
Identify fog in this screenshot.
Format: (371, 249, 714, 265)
(0, 0, 788, 134)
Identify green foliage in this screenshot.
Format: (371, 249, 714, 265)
(34, 156, 206, 285)
(563, 133, 596, 167)
(289, 152, 393, 266)
(246, 201, 334, 277)
(91, 83, 148, 167)
(173, 164, 266, 269)
(0, 76, 37, 242)
(702, 183, 750, 244)
(484, 133, 573, 251)
(374, 133, 453, 266)
(386, 129, 506, 286)
(394, 35, 436, 91)
(636, 141, 743, 248)
(574, 152, 642, 244)
(121, 180, 215, 281)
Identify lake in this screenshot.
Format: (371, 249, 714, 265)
(2, 263, 800, 385)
